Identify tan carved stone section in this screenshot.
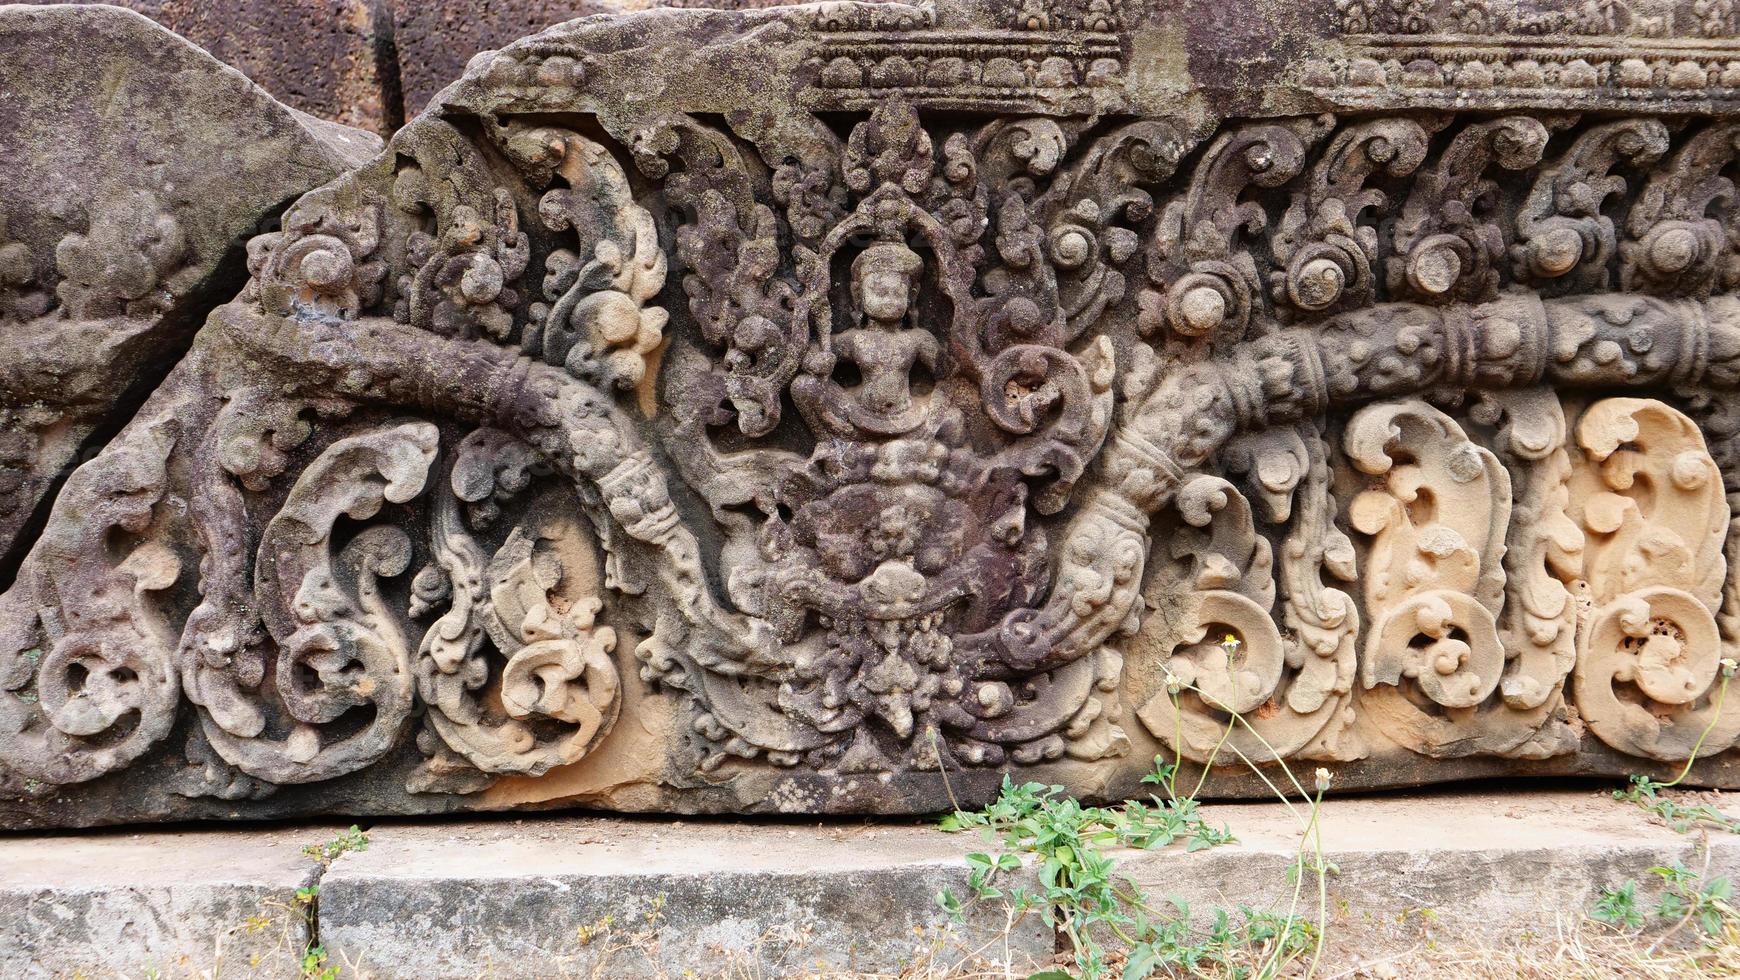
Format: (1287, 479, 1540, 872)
(1569, 398, 1738, 761)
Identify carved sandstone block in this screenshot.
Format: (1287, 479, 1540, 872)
(16, 1, 1740, 826)
(0, 3, 381, 586)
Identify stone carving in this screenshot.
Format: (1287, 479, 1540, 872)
(0, 419, 183, 785)
(1623, 121, 1740, 296)
(1134, 453, 1361, 764)
(1336, 0, 1737, 38)
(197, 424, 432, 784)
(415, 431, 622, 783)
(1514, 120, 1670, 295)
(522, 127, 668, 396)
(1345, 399, 1577, 758)
(1480, 389, 1583, 729)
(1304, 0, 1740, 106)
(804, 2, 1123, 109)
(1390, 116, 1552, 304)
(1569, 398, 1740, 760)
(0, 4, 380, 580)
(636, 99, 1149, 773)
(18, 0, 1740, 825)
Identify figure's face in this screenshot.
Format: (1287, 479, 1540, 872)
(858, 270, 912, 323)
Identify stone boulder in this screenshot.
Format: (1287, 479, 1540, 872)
(0, 3, 380, 579)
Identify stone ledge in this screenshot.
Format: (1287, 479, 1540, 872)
(0, 824, 343, 979)
(4, 790, 1739, 977)
(316, 817, 1055, 977)
(1121, 788, 1740, 954)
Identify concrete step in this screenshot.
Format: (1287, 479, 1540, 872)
(316, 816, 1054, 977)
(4, 788, 1737, 978)
(0, 824, 338, 979)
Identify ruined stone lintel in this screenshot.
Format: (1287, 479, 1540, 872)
(17, 1, 1740, 823)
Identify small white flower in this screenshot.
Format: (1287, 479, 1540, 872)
(1314, 767, 1333, 794)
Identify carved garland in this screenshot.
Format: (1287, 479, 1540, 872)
(9, 103, 1740, 798)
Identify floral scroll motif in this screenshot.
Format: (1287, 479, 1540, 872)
(20, 45, 1740, 818)
(413, 429, 621, 787)
(1136, 425, 1362, 765)
(1569, 398, 1740, 761)
(0, 420, 182, 783)
(1345, 399, 1578, 758)
(189, 423, 433, 783)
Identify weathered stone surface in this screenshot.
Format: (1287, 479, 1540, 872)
(16, 0, 402, 134)
(0, 824, 335, 978)
(332, 793, 1722, 976)
(389, 0, 913, 119)
(4, 791, 1731, 976)
(16, 0, 1740, 826)
(0, 3, 381, 582)
(1124, 790, 1740, 952)
(387, 0, 629, 121)
(14, 1, 865, 133)
(319, 816, 1053, 977)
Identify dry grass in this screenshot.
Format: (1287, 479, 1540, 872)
(319, 907, 1049, 980)
(781, 910, 1740, 979)
(100, 901, 1740, 979)
(1314, 916, 1740, 979)
(350, 909, 1740, 979)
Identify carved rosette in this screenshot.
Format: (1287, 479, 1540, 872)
(19, 8, 1740, 819)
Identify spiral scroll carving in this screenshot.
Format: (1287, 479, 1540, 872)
(17, 8, 1740, 819)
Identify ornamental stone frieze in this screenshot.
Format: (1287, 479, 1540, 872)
(12, 0, 1740, 825)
